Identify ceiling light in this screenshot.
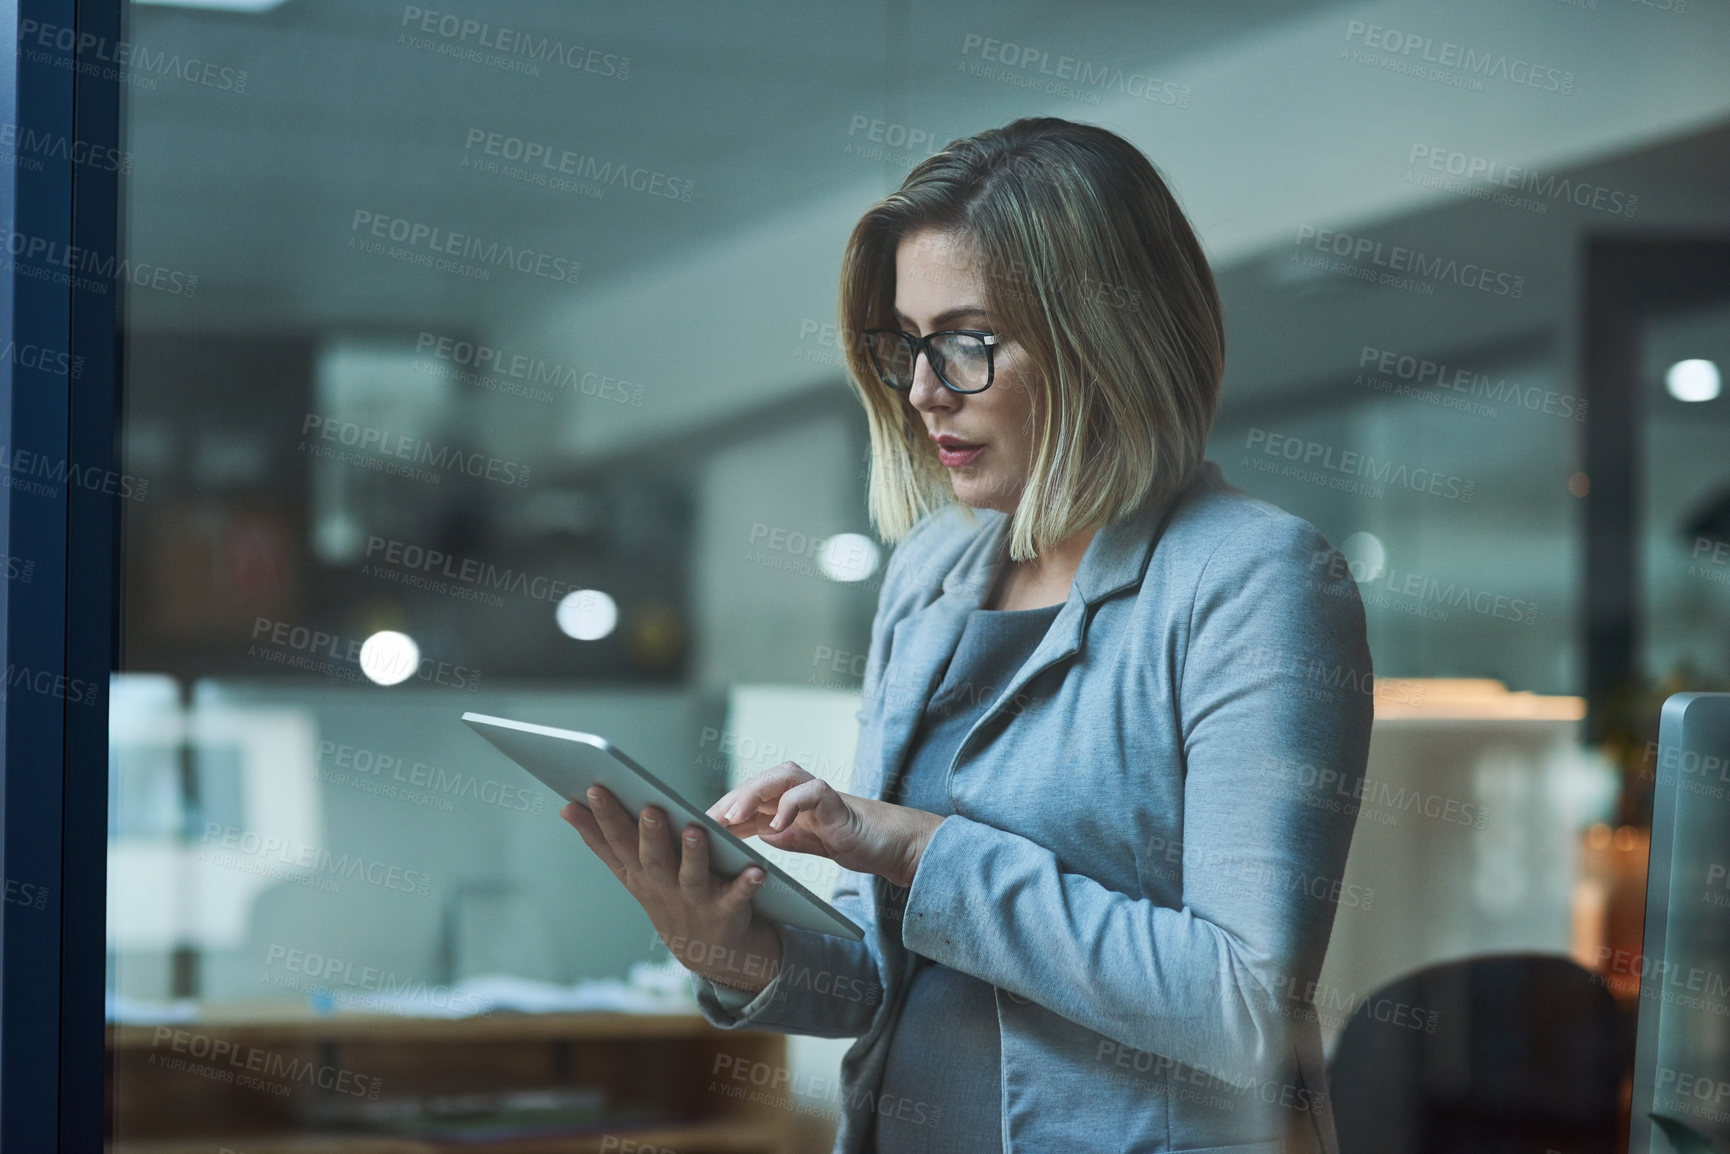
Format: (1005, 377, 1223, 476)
(359, 631, 419, 686)
(1666, 359, 1721, 403)
(557, 589, 618, 640)
(818, 533, 880, 583)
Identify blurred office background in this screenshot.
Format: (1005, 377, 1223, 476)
(103, 0, 1730, 1149)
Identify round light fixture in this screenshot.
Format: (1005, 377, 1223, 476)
(818, 533, 881, 583)
(557, 589, 619, 640)
(1666, 359, 1721, 403)
(1339, 531, 1387, 584)
(359, 631, 419, 686)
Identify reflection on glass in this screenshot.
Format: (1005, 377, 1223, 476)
(102, 0, 1730, 1149)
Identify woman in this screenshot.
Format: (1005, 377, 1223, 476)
(565, 117, 1373, 1154)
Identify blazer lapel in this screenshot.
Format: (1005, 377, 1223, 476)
(871, 470, 1198, 802)
(953, 478, 1194, 762)
(872, 513, 1007, 804)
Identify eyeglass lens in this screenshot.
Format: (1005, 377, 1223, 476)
(869, 332, 991, 392)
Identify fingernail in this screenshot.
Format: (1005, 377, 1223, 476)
(587, 787, 602, 801)
(768, 815, 783, 830)
(684, 830, 700, 843)
(724, 805, 742, 822)
(749, 871, 765, 886)
(641, 812, 660, 827)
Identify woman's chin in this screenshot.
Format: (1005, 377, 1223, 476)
(949, 476, 1014, 513)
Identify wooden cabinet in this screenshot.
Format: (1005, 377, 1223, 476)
(108, 1011, 795, 1154)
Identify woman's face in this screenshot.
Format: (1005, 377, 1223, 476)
(893, 227, 1040, 515)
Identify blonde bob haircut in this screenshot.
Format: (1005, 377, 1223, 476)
(839, 117, 1224, 563)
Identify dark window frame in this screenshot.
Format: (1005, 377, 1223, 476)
(2, 0, 125, 1147)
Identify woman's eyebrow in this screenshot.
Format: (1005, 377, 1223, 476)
(892, 306, 990, 330)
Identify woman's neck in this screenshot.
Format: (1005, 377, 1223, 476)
(986, 524, 1098, 611)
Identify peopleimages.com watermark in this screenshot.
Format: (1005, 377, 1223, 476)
(1405, 143, 1636, 219)
(1341, 19, 1574, 95)
(710, 1051, 941, 1128)
(1310, 549, 1538, 628)
(743, 519, 878, 584)
(414, 330, 644, 407)
(958, 33, 1190, 108)
(5, 337, 84, 380)
(1094, 1042, 1325, 1117)
(362, 534, 582, 610)
(397, 6, 630, 81)
(1, 662, 103, 708)
(1702, 861, 1730, 910)
(1554, 0, 1689, 14)
(696, 724, 854, 784)
(1594, 945, 1730, 1017)
(1142, 833, 1376, 911)
(1255, 751, 1488, 830)
(843, 114, 948, 166)
(0, 442, 149, 502)
(1642, 738, 1730, 798)
(0, 121, 131, 174)
(299, 413, 531, 489)
(1241, 641, 1425, 713)
(248, 616, 482, 690)
(316, 738, 543, 817)
(1355, 344, 1585, 422)
(17, 19, 249, 94)
(0, 225, 197, 297)
(1690, 538, 1730, 589)
(792, 318, 863, 372)
(1243, 428, 1475, 503)
(461, 127, 692, 202)
(652, 930, 882, 1008)
(199, 823, 435, 898)
(1265, 973, 1441, 1035)
(1291, 225, 1524, 299)
(148, 1026, 381, 1100)
(347, 210, 581, 285)
(598, 1138, 682, 1154)
(4, 876, 49, 912)
(1657, 1064, 1730, 1127)
(262, 944, 489, 1015)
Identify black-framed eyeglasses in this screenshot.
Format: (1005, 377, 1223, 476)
(862, 329, 1000, 395)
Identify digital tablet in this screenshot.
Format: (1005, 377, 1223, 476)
(460, 712, 864, 941)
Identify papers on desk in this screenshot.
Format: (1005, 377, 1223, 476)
(335, 967, 696, 1018)
(106, 992, 201, 1024)
(104, 960, 697, 1022)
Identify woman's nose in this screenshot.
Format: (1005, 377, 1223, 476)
(907, 351, 954, 411)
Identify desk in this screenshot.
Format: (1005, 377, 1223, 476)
(109, 1009, 794, 1154)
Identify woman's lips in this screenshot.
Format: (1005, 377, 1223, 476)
(936, 441, 984, 467)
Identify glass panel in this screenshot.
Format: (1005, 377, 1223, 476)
(1642, 300, 1730, 685)
(102, 1, 1727, 1149)
(1215, 346, 1579, 695)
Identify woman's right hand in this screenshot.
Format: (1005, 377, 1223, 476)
(561, 785, 783, 994)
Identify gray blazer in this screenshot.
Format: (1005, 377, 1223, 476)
(694, 460, 1373, 1154)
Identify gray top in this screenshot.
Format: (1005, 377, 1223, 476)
(874, 599, 1064, 1154)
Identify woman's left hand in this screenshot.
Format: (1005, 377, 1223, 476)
(706, 762, 943, 889)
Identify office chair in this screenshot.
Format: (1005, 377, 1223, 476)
(1328, 953, 1625, 1154)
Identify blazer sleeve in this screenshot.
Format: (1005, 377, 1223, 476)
(688, 895, 885, 1036)
(897, 511, 1373, 1091)
(686, 511, 953, 1036)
